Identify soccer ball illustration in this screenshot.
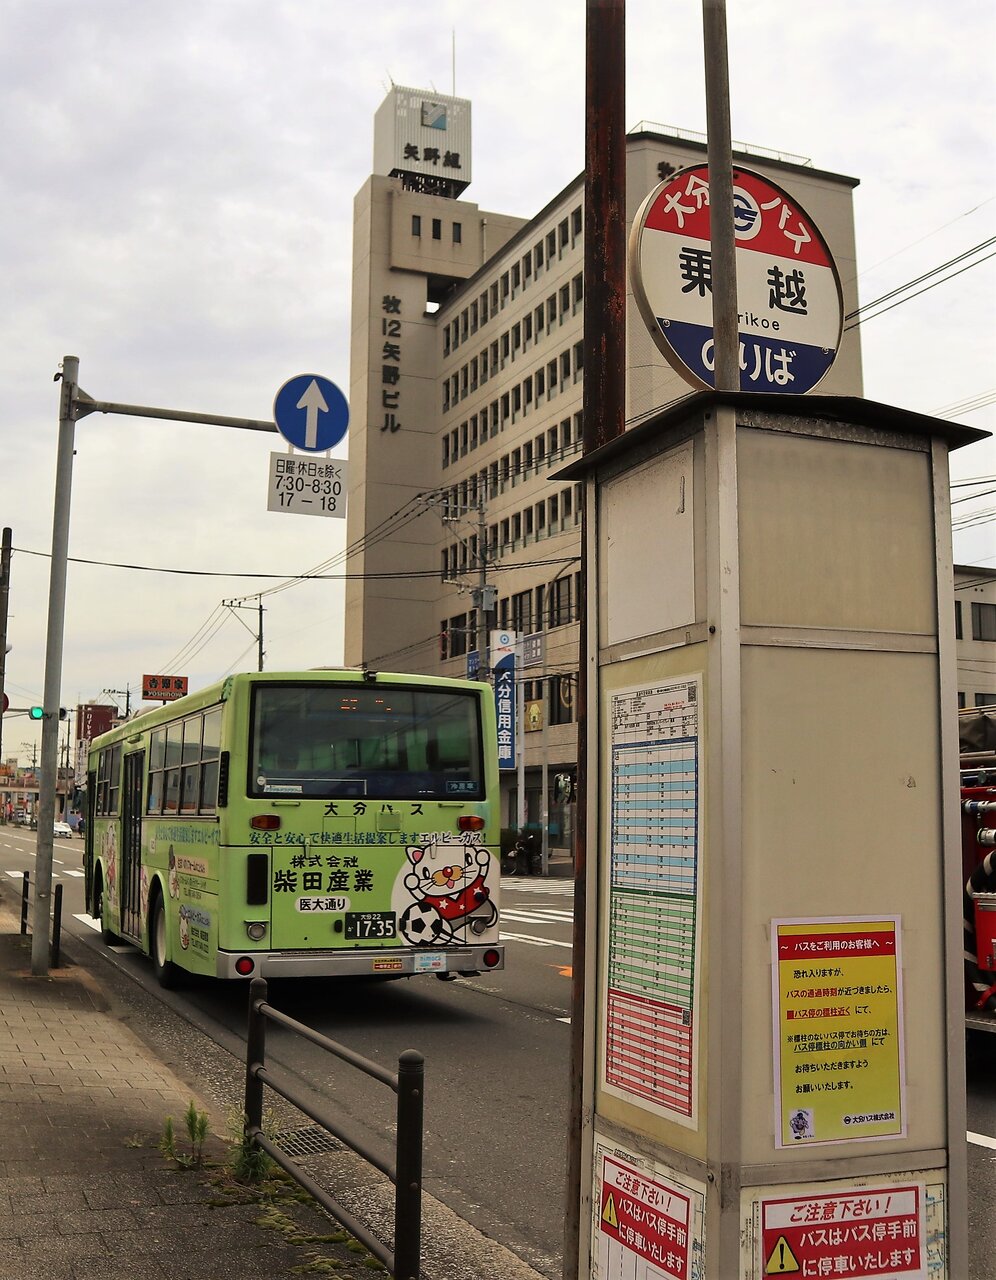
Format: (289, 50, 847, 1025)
(400, 899, 451, 946)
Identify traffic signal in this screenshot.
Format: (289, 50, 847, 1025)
(59, 707, 67, 720)
(29, 706, 44, 720)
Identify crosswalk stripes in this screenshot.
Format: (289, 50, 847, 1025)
(502, 909, 573, 924)
(501, 879, 574, 895)
(5, 867, 84, 881)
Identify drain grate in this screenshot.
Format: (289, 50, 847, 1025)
(275, 1124, 341, 1158)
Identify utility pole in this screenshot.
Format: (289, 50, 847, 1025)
(223, 597, 265, 672)
(472, 494, 496, 684)
(105, 687, 131, 717)
(0, 526, 11, 798)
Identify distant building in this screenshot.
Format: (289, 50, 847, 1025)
(955, 565, 996, 707)
(345, 85, 875, 838)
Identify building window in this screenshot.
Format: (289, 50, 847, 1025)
(535, 304, 545, 337)
(573, 341, 584, 378)
(523, 253, 532, 281)
(432, 218, 442, 240)
(449, 613, 468, 658)
(453, 221, 462, 244)
(972, 602, 996, 641)
(549, 673, 576, 725)
(512, 589, 532, 633)
(573, 272, 584, 310)
(571, 206, 583, 239)
(470, 301, 478, 333)
(442, 436, 450, 468)
(534, 242, 544, 272)
(548, 574, 571, 626)
(412, 214, 422, 237)
(500, 272, 510, 303)
(955, 601, 963, 640)
(512, 262, 521, 290)
(559, 284, 570, 318)
(480, 291, 489, 325)
(558, 218, 569, 252)
(547, 230, 556, 259)
(536, 367, 546, 398)
(976, 693, 996, 707)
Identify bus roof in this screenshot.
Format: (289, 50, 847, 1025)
(88, 669, 491, 751)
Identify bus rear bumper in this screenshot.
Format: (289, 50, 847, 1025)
(215, 944, 505, 980)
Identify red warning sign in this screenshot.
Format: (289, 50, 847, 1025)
(760, 1184, 925, 1278)
(599, 1156, 690, 1279)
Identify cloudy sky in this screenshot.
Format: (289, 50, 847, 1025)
(1, 0, 993, 764)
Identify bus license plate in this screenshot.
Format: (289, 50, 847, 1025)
(345, 911, 397, 940)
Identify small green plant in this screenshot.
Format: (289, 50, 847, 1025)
(159, 1100, 210, 1168)
(224, 1105, 278, 1185)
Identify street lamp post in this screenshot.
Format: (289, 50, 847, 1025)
(31, 357, 78, 974)
(30, 356, 280, 975)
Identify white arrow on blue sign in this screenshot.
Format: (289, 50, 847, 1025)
(273, 374, 349, 453)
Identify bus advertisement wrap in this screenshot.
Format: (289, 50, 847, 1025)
(84, 671, 504, 985)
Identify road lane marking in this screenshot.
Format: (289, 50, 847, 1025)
(968, 1131, 996, 1149)
(501, 931, 571, 949)
(502, 909, 574, 924)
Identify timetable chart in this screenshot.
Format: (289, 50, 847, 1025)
(603, 677, 701, 1123)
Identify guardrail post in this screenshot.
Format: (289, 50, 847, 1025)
(52, 883, 63, 967)
(245, 977, 268, 1141)
(20, 871, 29, 935)
(393, 1049, 424, 1280)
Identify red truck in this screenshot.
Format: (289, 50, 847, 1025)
(961, 705, 996, 1036)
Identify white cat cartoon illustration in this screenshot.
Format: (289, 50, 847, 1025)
(399, 842, 497, 946)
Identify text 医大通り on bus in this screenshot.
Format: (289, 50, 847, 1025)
(83, 670, 504, 986)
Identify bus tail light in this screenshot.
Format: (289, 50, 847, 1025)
(458, 815, 485, 832)
(482, 949, 501, 968)
(235, 956, 256, 976)
(251, 815, 281, 830)
(246, 922, 267, 941)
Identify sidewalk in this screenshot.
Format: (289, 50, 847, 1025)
(0, 895, 549, 1280)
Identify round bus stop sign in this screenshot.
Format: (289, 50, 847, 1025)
(629, 164, 843, 394)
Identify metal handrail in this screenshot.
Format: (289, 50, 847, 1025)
(244, 976, 423, 1280)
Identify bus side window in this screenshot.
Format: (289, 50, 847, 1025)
(163, 724, 182, 813)
(200, 708, 221, 812)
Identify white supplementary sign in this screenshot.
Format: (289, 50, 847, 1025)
(267, 453, 348, 518)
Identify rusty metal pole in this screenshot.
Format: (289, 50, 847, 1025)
(564, 3, 626, 1277)
(702, 0, 739, 390)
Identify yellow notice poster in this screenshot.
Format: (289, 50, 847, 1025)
(771, 916, 905, 1148)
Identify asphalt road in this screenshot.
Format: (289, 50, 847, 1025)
(4, 825, 996, 1277)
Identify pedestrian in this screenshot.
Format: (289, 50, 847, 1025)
(78, 815, 85, 839)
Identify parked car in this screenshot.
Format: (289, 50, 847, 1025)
(53, 822, 74, 840)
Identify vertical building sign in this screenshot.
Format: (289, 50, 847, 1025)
(602, 676, 702, 1125)
(491, 630, 517, 772)
(380, 293, 403, 434)
(772, 916, 906, 1147)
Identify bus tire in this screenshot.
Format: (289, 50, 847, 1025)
(93, 872, 117, 946)
(150, 889, 182, 990)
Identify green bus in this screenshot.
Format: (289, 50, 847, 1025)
(84, 670, 504, 987)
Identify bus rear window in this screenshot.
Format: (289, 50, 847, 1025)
(249, 684, 484, 800)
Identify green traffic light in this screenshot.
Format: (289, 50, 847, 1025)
(29, 706, 44, 720)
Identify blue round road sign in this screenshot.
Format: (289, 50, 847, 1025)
(273, 374, 349, 453)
